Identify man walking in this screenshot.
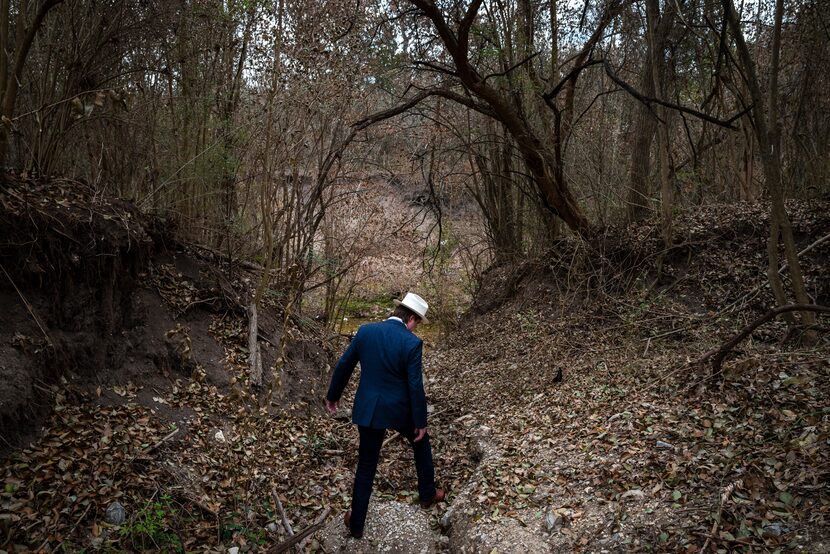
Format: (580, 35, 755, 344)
(325, 292, 444, 539)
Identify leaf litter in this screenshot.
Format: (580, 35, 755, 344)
(1, 199, 828, 552)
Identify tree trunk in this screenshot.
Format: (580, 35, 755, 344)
(0, 0, 64, 166)
(627, 0, 676, 223)
(646, 0, 676, 248)
(722, 0, 816, 329)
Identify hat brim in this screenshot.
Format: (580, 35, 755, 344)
(393, 299, 429, 324)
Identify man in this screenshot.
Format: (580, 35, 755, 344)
(325, 292, 445, 539)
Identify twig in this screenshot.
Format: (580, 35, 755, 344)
(718, 232, 830, 315)
(700, 479, 743, 554)
(267, 508, 331, 554)
(272, 486, 294, 537)
(68, 502, 93, 537)
(0, 263, 51, 342)
(145, 427, 180, 454)
(382, 431, 401, 448)
(642, 361, 694, 391)
(50, 501, 93, 551)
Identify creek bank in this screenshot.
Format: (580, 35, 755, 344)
(0, 173, 330, 450)
(421, 199, 830, 552)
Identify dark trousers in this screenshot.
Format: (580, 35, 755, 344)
(349, 425, 436, 535)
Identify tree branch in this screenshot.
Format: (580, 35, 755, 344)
(543, 59, 604, 100)
(411, 59, 458, 76)
(698, 304, 830, 375)
(483, 51, 541, 84)
(601, 59, 749, 128)
(458, 0, 486, 62)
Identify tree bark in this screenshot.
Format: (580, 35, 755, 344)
(627, 0, 676, 223)
(646, 0, 676, 248)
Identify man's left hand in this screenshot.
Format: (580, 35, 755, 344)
(325, 399, 338, 414)
(413, 427, 428, 442)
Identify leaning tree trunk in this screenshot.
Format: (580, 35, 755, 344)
(408, 0, 598, 243)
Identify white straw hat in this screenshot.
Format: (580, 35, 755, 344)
(393, 292, 429, 324)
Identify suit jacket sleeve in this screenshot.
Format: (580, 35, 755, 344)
(326, 329, 361, 402)
(406, 340, 428, 428)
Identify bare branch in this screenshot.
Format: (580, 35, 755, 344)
(458, 0, 486, 61)
(483, 51, 541, 84)
(543, 59, 604, 100)
(698, 304, 830, 374)
(411, 59, 458, 76)
(601, 59, 749, 129)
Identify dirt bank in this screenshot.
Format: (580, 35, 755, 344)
(0, 173, 331, 451)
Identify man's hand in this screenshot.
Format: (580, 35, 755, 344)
(324, 399, 338, 414)
(413, 427, 428, 442)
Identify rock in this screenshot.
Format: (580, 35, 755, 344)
(266, 522, 278, 533)
(620, 489, 646, 501)
(763, 522, 790, 537)
(544, 509, 570, 533)
(318, 501, 438, 553)
(656, 440, 673, 449)
(215, 429, 226, 442)
(228, 547, 239, 554)
(105, 501, 126, 525)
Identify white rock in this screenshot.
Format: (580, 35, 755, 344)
(621, 489, 646, 501)
(215, 430, 226, 442)
(228, 547, 239, 554)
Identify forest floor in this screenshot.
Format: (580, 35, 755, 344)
(1, 194, 829, 553)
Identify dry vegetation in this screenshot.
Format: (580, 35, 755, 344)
(1, 0, 830, 552)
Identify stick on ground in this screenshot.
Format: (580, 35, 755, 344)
(267, 507, 331, 554)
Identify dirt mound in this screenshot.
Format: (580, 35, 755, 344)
(469, 199, 830, 321)
(0, 173, 155, 445)
(0, 173, 331, 450)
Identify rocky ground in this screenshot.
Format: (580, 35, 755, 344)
(1, 186, 828, 552)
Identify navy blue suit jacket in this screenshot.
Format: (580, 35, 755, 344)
(326, 318, 427, 430)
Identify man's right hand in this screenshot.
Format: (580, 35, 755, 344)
(413, 427, 428, 442)
(324, 399, 338, 414)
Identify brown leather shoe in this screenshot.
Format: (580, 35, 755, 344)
(344, 510, 363, 539)
(420, 488, 445, 509)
